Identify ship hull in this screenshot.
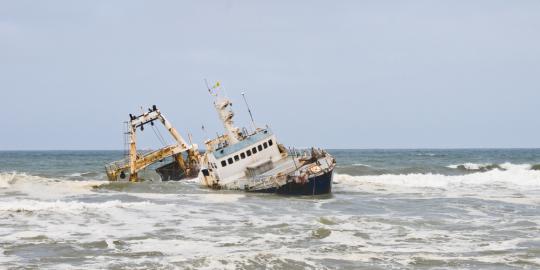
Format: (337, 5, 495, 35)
(251, 169, 333, 195)
(156, 161, 199, 181)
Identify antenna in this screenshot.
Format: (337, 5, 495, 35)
(241, 91, 256, 130)
(204, 79, 212, 95)
(201, 124, 209, 141)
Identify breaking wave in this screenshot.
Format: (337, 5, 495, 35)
(0, 199, 163, 213)
(0, 172, 106, 198)
(352, 163, 372, 167)
(334, 163, 540, 190)
(446, 162, 533, 172)
(414, 152, 446, 157)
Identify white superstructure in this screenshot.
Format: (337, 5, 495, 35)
(198, 94, 289, 189)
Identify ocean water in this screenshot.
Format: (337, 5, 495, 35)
(1, 149, 540, 269)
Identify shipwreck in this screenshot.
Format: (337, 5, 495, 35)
(105, 84, 335, 195)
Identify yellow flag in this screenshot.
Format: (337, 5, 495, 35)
(213, 81, 220, 89)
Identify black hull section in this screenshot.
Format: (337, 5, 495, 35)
(252, 169, 333, 196)
(156, 161, 198, 181)
(156, 161, 185, 181)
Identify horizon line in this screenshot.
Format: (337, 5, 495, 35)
(1, 147, 540, 151)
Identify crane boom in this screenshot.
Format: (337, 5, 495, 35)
(105, 105, 199, 182)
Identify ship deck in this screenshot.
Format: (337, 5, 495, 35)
(256, 156, 300, 178)
(220, 153, 334, 191)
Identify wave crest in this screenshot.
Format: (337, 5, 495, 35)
(334, 163, 540, 190)
(446, 162, 533, 172)
(0, 199, 161, 213)
(0, 172, 106, 198)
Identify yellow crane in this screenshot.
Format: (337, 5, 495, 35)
(105, 105, 199, 182)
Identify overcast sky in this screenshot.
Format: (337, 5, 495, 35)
(1, 1, 539, 150)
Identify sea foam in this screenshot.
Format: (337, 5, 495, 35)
(0, 172, 106, 199)
(335, 163, 540, 190)
(446, 162, 532, 171)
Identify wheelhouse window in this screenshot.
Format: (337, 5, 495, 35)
(268, 139, 273, 146)
(258, 145, 263, 151)
(240, 153, 246, 159)
(234, 155, 239, 161)
(263, 142, 268, 149)
(228, 158, 233, 165)
(247, 149, 252, 156)
(252, 147, 257, 154)
(221, 160, 227, 167)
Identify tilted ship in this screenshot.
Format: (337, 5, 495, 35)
(198, 88, 335, 195)
(104, 105, 200, 182)
(105, 84, 335, 195)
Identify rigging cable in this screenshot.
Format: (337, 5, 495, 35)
(151, 124, 167, 147)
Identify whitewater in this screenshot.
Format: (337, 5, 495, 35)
(1, 149, 539, 269)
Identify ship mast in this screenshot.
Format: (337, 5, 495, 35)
(214, 97, 241, 144)
(207, 80, 242, 144)
(241, 92, 257, 131)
